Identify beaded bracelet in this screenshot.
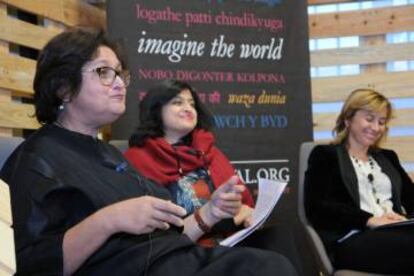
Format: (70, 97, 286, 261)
(194, 208, 211, 233)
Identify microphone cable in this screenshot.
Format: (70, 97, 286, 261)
(101, 158, 154, 276)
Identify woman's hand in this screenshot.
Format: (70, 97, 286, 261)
(63, 196, 186, 275)
(384, 212, 407, 221)
(234, 204, 254, 227)
(200, 175, 245, 227)
(183, 175, 246, 241)
(366, 212, 407, 228)
(99, 196, 187, 236)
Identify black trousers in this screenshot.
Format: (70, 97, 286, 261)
(75, 233, 298, 276)
(335, 224, 414, 274)
(238, 224, 304, 275)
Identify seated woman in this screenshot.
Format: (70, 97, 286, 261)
(124, 80, 254, 245)
(0, 27, 296, 276)
(305, 88, 414, 274)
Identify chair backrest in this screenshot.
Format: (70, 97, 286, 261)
(298, 142, 335, 276)
(0, 137, 24, 171)
(109, 140, 129, 153)
(0, 137, 20, 275)
(0, 179, 16, 275)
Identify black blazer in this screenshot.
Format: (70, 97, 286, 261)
(304, 144, 414, 253)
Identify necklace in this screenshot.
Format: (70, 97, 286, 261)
(351, 155, 380, 205)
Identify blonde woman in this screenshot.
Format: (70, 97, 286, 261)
(305, 89, 414, 274)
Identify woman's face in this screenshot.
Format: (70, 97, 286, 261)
(161, 89, 198, 143)
(345, 108, 388, 150)
(64, 46, 127, 127)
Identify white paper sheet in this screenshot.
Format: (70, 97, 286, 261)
(219, 178, 287, 247)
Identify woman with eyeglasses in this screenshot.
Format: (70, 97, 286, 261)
(305, 89, 414, 274)
(1, 27, 296, 276)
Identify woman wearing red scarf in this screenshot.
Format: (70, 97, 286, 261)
(124, 80, 254, 245)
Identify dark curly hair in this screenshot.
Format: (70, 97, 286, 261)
(129, 80, 212, 147)
(33, 27, 127, 124)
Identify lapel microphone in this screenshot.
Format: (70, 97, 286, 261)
(102, 159, 128, 172)
(101, 158, 153, 196)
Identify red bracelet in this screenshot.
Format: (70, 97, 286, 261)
(194, 208, 211, 233)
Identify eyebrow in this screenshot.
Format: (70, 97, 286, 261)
(88, 59, 122, 69)
(174, 95, 194, 100)
(364, 111, 387, 120)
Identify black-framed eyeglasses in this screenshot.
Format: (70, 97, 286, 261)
(85, 66, 131, 87)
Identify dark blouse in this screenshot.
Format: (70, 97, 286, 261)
(1, 125, 296, 276)
(304, 144, 414, 254)
(1, 125, 189, 275)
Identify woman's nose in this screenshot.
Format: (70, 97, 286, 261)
(183, 102, 193, 111)
(371, 121, 380, 131)
(114, 75, 127, 88)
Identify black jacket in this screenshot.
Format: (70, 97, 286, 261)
(304, 144, 414, 254)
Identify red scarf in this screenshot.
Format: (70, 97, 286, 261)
(124, 129, 254, 207)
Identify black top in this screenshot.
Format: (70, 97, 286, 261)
(1, 124, 297, 276)
(1, 124, 189, 275)
(304, 144, 414, 255)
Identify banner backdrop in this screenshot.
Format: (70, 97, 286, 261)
(107, 0, 312, 225)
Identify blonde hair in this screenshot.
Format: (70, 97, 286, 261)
(332, 88, 393, 147)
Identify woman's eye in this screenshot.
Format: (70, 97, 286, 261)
(101, 68, 113, 78)
(365, 116, 374, 122)
(172, 100, 182, 105)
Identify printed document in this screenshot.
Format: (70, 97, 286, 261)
(374, 218, 414, 230)
(219, 178, 287, 247)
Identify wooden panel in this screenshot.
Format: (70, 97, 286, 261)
(2, 0, 64, 21)
(314, 109, 414, 132)
(0, 3, 12, 137)
(2, 0, 105, 27)
(0, 89, 13, 135)
(63, 0, 106, 28)
(0, 10, 60, 50)
(0, 179, 11, 226)
(0, 221, 15, 275)
(0, 52, 35, 97)
(311, 42, 414, 67)
(0, 179, 15, 276)
(0, 90, 11, 102)
(360, 35, 387, 74)
(309, 5, 414, 38)
(0, 102, 39, 129)
(44, 18, 65, 32)
(308, 0, 353, 4)
(311, 71, 414, 102)
(383, 137, 414, 163)
(0, 1, 5, 18)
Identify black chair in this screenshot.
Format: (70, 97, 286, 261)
(0, 136, 22, 275)
(297, 142, 394, 276)
(0, 136, 24, 170)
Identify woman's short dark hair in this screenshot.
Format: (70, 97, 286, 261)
(129, 80, 212, 147)
(33, 27, 127, 124)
